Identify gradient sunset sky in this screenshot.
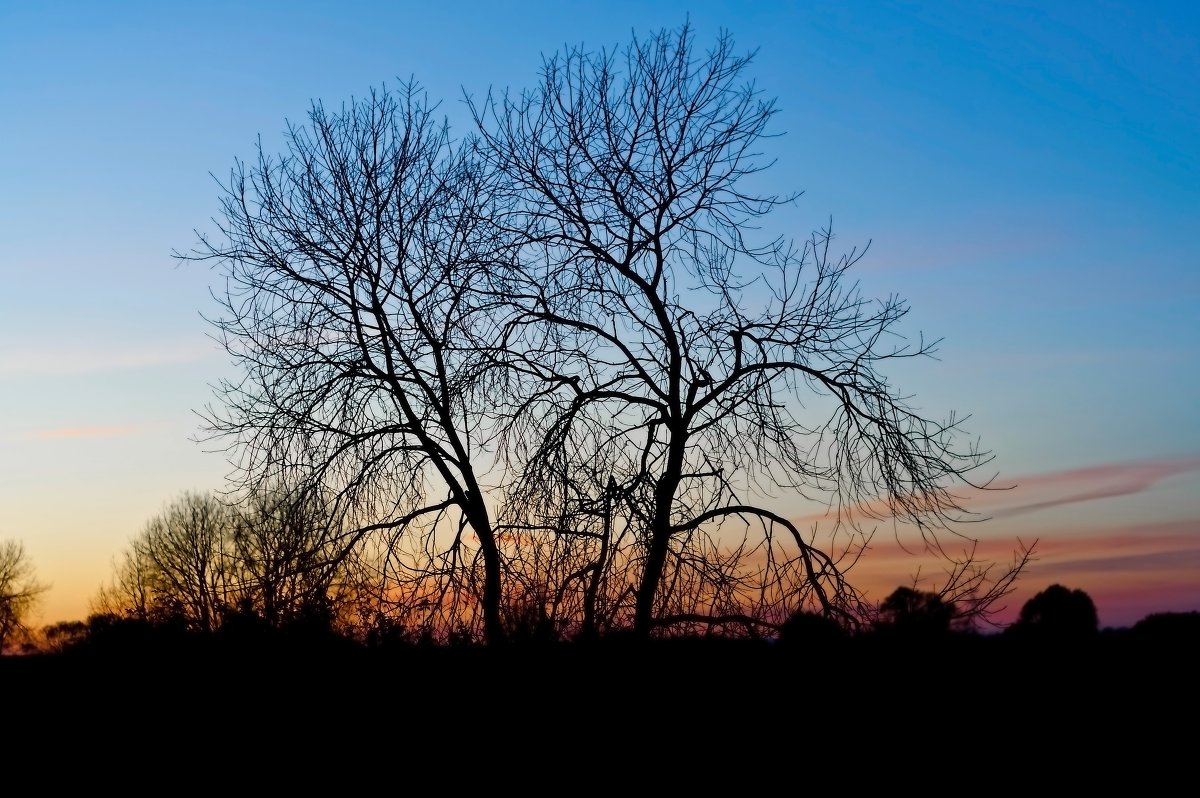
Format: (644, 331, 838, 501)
(2, 0, 1196, 630)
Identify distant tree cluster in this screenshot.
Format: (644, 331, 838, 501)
(91, 488, 372, 638)
(165, 22, 1031, 646)
(854, 582, 1101, 641)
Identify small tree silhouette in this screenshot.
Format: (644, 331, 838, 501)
(1009, 584, 1098, 638)
(41, 620, 89, 653)
(0, 540, 48, 653)
(875, 587, 957, 637)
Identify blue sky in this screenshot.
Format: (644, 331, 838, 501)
(1, 0, 1197, 628)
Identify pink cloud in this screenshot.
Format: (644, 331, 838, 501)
(790, 455, 1200, 527)
(23, 425, 141, 440)
(857, 213, 1069, 274)
(0, 340, 220, 378)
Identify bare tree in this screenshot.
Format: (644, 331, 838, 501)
(473, 23, 1025, 638)
(137, 491, 236, 632)
(41, 620, 89, 653)
(179, 82, 518, 644)
(178, 24, 1028, 645)
(229, 482, 352, 628)
(94, 487, 362, 636)
(0, 540, 48, 653)
(922, 536, 1036, 632)
(92, 545, 157, 621)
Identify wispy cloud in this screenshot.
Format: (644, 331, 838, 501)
(0, 339, 220, 378)
(858, 213, 1070, 274)
(22, 425, 142, 440)
(1009, 523, 1200, 573)
(789, 455, 1200, 527)
(1044, 546, 1200, 576)
(985, 457, 1200, 518)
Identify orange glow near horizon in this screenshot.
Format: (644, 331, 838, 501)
(839, 520, 1200, 629)
(775, 455, 1200, 629)
(25, 457, 1200, 633)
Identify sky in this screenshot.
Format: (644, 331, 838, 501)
(1, 0, 1197, 631)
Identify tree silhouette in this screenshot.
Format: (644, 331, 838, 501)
(0, 540, 48, 653)
(93, 488, 358, 635)
(875, 586, 957, 636)
(179, 82, 518, 645)
(1009, 583, 1099, 638)
(41, 620, 89, 653)
(177, 22, 1028, 644)
(229, 483, 349, 629)
(472, 23, 1021, 637)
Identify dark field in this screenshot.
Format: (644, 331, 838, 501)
(7, 628, 1195, 786)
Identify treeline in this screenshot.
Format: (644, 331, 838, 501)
(27, 596, 1200, 662)
(33, 486, 1028, 653)
(25, 493, 1200, 657)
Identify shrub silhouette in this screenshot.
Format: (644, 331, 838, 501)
(776, 610, 848, 648)
(1131, 610, 1200, 642)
